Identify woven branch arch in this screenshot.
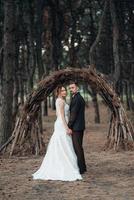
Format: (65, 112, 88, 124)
(0, 67, 134, 156)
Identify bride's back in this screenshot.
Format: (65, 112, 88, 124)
(56, 98, 69, 120)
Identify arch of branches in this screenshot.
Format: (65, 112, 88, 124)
(0, 67, 134, 156)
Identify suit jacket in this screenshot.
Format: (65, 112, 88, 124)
(68, 92, 85, 131)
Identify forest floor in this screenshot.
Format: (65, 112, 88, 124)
(0, 102, 134, 200)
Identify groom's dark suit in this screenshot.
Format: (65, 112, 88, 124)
(68, 92, 87, 174)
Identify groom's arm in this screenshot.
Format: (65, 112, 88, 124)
(68, 98, 80, 129)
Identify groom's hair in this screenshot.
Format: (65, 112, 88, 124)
(69, 80, 78, 86)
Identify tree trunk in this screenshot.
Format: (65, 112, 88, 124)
(110, 0, 121, 94)
(0, 0, 16, 146)
(89, 0, 108, 68)
(35, 0, 45, 130)
(19, 45, 25, 104)
(125, 81, 130, 110)
(86, 84, 100, 123)
(43, 98, 48, 116)
(26, 1, 36, 93)
(12, 3, 20, 125)
(92, 90, 100, 123)
(0, 48, 3, 115)
(52, 92, 56, 110)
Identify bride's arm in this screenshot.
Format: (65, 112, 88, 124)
(58, 100, 70, 132)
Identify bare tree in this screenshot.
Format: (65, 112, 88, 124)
(0, 0, 16, 146)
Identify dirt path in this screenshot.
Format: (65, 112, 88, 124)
(0, 104, 134, 200)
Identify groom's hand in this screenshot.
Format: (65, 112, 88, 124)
(67, 128, 72, 135)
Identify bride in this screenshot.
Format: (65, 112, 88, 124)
(32, 85, 82, 181)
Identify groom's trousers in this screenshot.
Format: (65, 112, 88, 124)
(72, 131, 87, 174)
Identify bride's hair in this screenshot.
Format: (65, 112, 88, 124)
(55, 85, 66, 97)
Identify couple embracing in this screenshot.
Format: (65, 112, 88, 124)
(32, 81, 87, 181)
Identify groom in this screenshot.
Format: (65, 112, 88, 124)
(68, 81, 87, 174)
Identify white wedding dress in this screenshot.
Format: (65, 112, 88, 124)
(32, 98, 82, 181)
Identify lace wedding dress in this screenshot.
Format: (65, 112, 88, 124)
(32, 98, 82, 181)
